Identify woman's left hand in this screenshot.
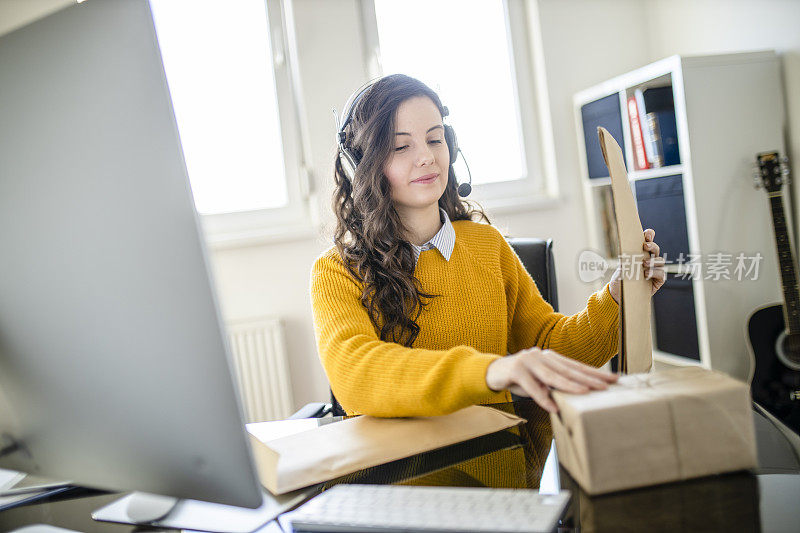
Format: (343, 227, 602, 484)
(608, 228, 666, 304)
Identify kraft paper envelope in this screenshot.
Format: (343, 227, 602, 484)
(247, 405, 525, 495)
(598, 127, 652, 374)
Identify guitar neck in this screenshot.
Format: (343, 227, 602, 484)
(768, 192, 800, 333)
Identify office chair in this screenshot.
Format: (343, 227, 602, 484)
(290, 238, 559, 419)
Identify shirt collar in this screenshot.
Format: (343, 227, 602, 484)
(411, 208, 455, 266)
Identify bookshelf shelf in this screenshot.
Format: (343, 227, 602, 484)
(653, 350, 704, 368)
(574, 52, 787, 381)
(587, 166, 686, 186)
(630, 164, 685, 180)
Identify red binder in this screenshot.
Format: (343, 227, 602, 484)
(627, 96, 649, 170)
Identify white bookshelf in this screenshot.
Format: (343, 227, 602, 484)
(574, 52, 787, 381)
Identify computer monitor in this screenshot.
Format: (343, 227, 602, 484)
(0, 0, 266, 522)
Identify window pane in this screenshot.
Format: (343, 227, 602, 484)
(374, 0, 526, 185)
(150, 0, 287, 214)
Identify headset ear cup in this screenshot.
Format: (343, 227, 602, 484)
(339, 153, 353, 183)
(444, 124, 458, 166)
(339, 144, 359, 183)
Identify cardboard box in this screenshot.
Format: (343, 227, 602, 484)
(550, 367, 757, 495)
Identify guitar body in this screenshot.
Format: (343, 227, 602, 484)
(748, 304, 800, 434)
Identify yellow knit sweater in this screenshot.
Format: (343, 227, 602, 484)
(310, 220, 620, 417)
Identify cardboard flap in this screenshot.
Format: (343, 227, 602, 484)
(597, 127, 652, 374)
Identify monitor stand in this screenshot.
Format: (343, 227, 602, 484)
(124, 492, 179, 523)
(92, 486, 320, 533)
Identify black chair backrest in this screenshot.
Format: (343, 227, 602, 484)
(507, 237, 559, 312)
(330, 237, 559, 416)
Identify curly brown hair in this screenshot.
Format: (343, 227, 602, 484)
(333, 74, 487, 347)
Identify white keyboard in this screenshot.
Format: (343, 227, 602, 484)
(288, 484, 571, 533)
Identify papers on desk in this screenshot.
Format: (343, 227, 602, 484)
(8, 527, 82, 533)
(0, 491, 60, 512)
(247, 405, 525, 495)
(0, 485, 73, 511)
(0, 469, 74, 511)
(0, 468, 25, 491)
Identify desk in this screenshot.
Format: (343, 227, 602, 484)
(1, 400, 799, 532)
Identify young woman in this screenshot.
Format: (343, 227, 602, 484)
(311, 74, 665, 418)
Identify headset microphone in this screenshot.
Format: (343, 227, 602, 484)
(455, 146, 473, 197)
(440, 107, 472, 197)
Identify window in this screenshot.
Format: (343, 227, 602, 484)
(150, 0, 310, 244)
(367, 0, 549, 206)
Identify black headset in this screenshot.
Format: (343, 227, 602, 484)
(334, 79, 473, 197)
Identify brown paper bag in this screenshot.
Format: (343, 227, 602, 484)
(598, 127, 653, 374)
(248, 405, 525, 494)
(550, 366, 757, 495)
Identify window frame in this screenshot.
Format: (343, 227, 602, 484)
(361, 0, 556, 212)
(190, 0, 315, 248)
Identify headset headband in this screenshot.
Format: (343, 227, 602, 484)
(337, 79, 450, 145)
(336, 80, 376, 146)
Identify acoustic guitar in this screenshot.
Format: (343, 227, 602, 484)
(747, 151, 800, 434)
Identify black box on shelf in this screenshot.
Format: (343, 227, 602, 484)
(635, 174, 690, 263)
(652, 273, 701, 361)
(581, 94, 626, 179)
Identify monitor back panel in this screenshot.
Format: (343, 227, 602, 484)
(0, 0, 262, 509)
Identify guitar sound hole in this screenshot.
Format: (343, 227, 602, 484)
(776, 332, 800, 371)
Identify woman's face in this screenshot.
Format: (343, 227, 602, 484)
(383, 96, 449, 215)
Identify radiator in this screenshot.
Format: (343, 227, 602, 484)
(226, 316, 293, 422)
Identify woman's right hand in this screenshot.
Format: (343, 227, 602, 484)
(485, 347, 618, 413)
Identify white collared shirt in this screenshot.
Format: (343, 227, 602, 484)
(410, 208, 455, 266)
